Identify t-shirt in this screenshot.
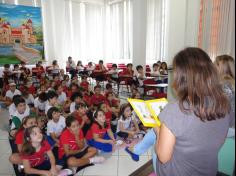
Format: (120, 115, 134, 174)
(70, 102, 76, 113)
(20, 140, 51, 167)
(58, 128, 84, 159)
(11, 106, 30, 130)
(15, 129, 24, 145)
(105, 111, 112, 122)
(6, 89, 21, 100)
(24, 94, 34, 105)
(117, 117, 132, 133)
(58, 92, 67, 105)
(156, 101, 232, 176)
(90, 123, 110, 140)
(45, 102, 53, 114)
(80, 81, 89, 91)
(46, 116, 66, 137)
(9, 104, 30, 120)
(91, 94, 106, 106)
(34, 98, 46, 111)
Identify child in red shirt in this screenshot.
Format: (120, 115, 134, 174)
(80, 75, 90, 92)
(20, 126, 59, 175)
(72, 103, 92, 138)
(91, 86, 106, 107)
(9, 116, 37, 166)
(87, 110, 116, 153)
(58, 116, 105, 172)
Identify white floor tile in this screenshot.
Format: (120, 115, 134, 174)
(118, 156, 149, 176)
(83, 156, 118, 176)
(0, 154, 15, 175)
(0, 139, 12, 155)
(119, 148, 148, 157)
(0, 129, 9, 140)
(75, 169, 84, 176)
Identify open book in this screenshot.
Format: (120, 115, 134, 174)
(128, 98, 168, 127)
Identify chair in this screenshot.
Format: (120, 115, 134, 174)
(118, 70, 131, 94)
(218, 137, 235, 176)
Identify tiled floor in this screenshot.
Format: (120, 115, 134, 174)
(0, 108, 152, 176)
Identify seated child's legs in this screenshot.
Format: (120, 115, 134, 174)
(47, 135, 56, 147)
(88, 133, 113, 153)
(27, 159, 51, 176)
(9, 153, 22, 165)
(117, 131, 129, 139)
(133, 128, 156, 155)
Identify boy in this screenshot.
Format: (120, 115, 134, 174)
(5, 82, 22, 102)
(58, 116, 105, 173)
(34, 92, 48, 116)
(70, 92, 83, 113)
(91, 86, 106, 107)
(45, 91, 58, 114)
(136, 65, 146, 87)
(106, 64, 119, 83)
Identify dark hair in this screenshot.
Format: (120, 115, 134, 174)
(54, 85, 62, 91)
(52, 60, 57, 65)
(66, 115, 77, 127)
(81, 75, 88, 80)
(75, 103, 87, 110)
(4, 64, 10, 68)
(14, 97, 26, 107)
(39, 92, 48, 102)
(106, 83, 112, 90)
(70, 83, 79, 90)
(13, 95, 22, 104)
(17, 116, 37, 133)
(47, 107, 60, 120)
(22, 126, 44, 155)
(106, 92, 113, 98)
(112, 64, 117, 68)
(172, 47, 230, 121)
(47, 91, 58, 100)
(127, 63, 133, 67)
(153, 63, 159, 68)
(119, 103, 131, 120)
(14, 64, 19, 69)
(22, 86, 29, 96)
(70, 92, 82, 102)
(93, 109, 108, 129)
(94, 85, 101, 91)
(136, 65, 143, 71)
(99, 60, 104, 64)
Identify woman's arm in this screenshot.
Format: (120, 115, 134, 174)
(22, 159, 52, 176)
(155, 123, 176, 164)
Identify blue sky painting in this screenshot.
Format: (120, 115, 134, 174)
(0, 3, 42, 30)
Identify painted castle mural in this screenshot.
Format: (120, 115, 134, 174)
(0, 3, 44, 65)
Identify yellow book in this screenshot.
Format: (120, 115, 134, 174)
(127, 98, 168, 127)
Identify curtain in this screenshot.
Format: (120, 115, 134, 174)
(198, 0, 235, 60)
(41, 0, 133, 68)
(146, 0, 166, 64)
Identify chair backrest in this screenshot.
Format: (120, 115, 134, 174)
(218, 137, 235, 176)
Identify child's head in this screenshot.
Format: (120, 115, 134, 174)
(14, 97, 26, 114)
(112, 64, 117, 70)
(14, 64, 19, 70)
(81, 75, 88, 82)
(38, 61, 42, 66)
(98, 102, 108, 113)
(22, 87, 29, 98)
(136, 65, 143, 73)
(94, 85, 102, 95)
(68, 56, 72, 62)
(64, 75, 70, 81)
(22, 126, 43, 155)
(60, 69, 65, 75)
(38, 92, 47, 102)
(153, 63, 159, 71)
(54, 85, 63, 94)
(4, 64, 10, 70)
(66, 116, 79, 134)
(47, 107, 60, 121)
(71, 83, 79, 93)
(37, 116, 46, 130)
(127, 63, 133, 70)
(88, 62, 93, 67)
(22, 116, 37, 129)
(9, 82, 16, 92)
(215, 55, 235, 79)
(94, 109, 106, 124)
(161, 62, 168, 70)
(47, 91, 58, 105)
(77, 60, 82, 66)
(71, 92, 82, 103)
(75, 103, 87, 114)
(106, 83, 112, 92)
(39, 84, 47, 92)
(132, 91, 141, 99)
(21, 61, 26, 67)
(107, 92, 114, 101)
(120, 103, 132, 120)
(99, 60, 104, 65)
(52, 60, 58, 66)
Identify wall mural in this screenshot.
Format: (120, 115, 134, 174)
(0, 3, 44, 65)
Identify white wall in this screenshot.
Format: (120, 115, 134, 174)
(164, 0, 200, 66)
(132, 0, 147, 68)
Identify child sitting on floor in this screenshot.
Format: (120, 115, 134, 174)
(87, 109, 116, 153)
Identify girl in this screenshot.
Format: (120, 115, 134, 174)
(70, 92, 83, 113)
(9, 116, 37, 165)
(88, 110, 116, 153)
(20, 126, 61, 175)
(45, 91, 58, 114)
(58, 116, 105, 173)
(47, 107, 66, 147)
(91, 86, 106, 107)
(116, 104, 140, 142)
(54, 85, 67, 106)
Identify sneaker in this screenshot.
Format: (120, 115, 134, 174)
(90, 156, 105, 164)
(58, 169, 73, 176)
(115, 140, 123, 146)
(125, 147, 139, 162)
(18, 164, 24, 172)
(71, 167, 77, 174)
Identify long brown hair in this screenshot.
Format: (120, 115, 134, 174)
(215, 55, 235, 89)
(172, 47, 230, 121)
